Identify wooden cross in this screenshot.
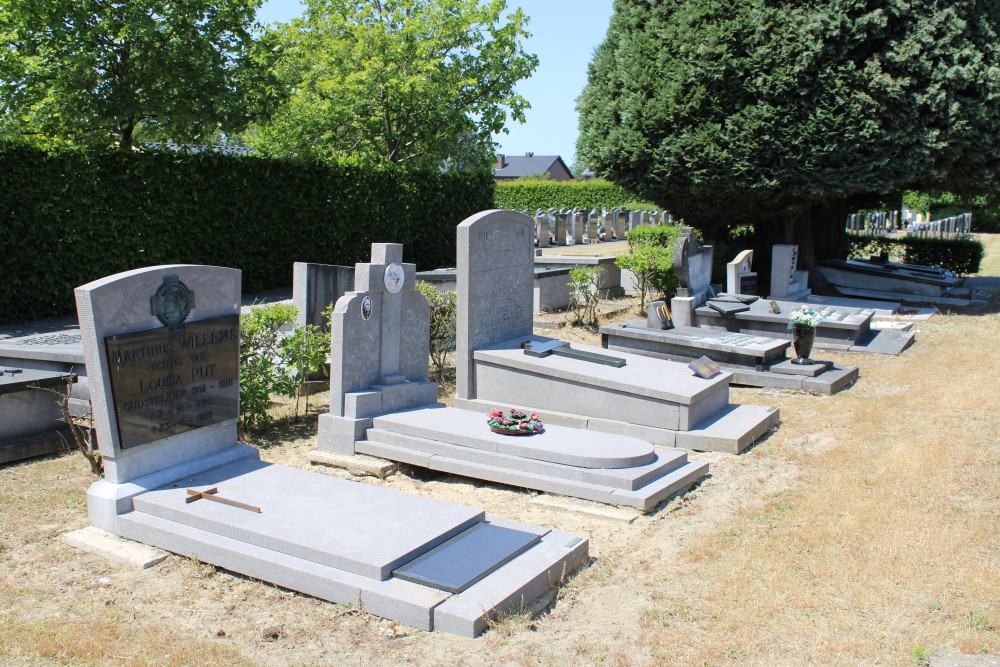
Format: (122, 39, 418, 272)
(185, 487, 261, 513)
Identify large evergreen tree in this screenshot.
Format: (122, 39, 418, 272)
(577, 0, 1000, 286)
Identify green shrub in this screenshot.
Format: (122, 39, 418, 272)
(567, 266, 603, 326)
(0, 143, 493, 324)
(494, 178, 657, 211)
(415, 281, 457, 380)
(847, 236, 984, 276)
(239, 303, 298, 433)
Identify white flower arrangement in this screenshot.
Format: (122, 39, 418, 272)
(788, 305, 824, 328)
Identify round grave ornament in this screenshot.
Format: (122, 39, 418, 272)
(151, 275, 195, 329)
(486, 408, 544, 436)
(383, 263, 404, 294)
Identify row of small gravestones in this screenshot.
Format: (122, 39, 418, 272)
(518, 208, 675, 246)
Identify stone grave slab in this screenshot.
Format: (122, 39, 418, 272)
(75, 262, 588, 637)
(707, 299, 750, 316)
(0, 330, 89, 416)
(768, 359, 833, 376)
(600, 304, 860, 395)
(130, 457, 483, 580)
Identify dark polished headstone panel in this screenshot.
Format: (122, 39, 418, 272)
(105, 314, 239, 449)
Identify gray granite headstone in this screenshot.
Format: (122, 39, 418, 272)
(456, 210, 535, 401)
(318, 243, 437, 452)
(770, 244, 810, 299)
(674, 227, 714, 297)
(726, 250, 756, 295)
(75, 265, 243, 485)
(292, 262, 355, 330)
(534, 213, 550, 248)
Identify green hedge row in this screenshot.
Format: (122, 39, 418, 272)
(848, 235, 984, 276)
(0, 145, 494, 323)
(493, 179, 655, 211)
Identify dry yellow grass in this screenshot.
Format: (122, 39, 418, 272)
(640, 309, 1000, 665)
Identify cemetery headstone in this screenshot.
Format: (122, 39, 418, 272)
(670, 227, 714, 326)
(726, 250, 757, 296)
(535, 212, 550, 248)
(292, 262, 355, 330)
(571, 210, 584, 244)
(770, 244, 811, 300)
(456, 211, 535, 401)
(318, 243, 437, 453)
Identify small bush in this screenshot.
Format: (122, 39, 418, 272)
(415, 282, 456, 380)
(239, 303, 298, 433)
(567, 266, 603, 326)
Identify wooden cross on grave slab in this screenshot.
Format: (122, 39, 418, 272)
(521, 340, 626, 367)
(186, 487, 261, 513)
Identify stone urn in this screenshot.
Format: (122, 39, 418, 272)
(791, 324, 816, 365)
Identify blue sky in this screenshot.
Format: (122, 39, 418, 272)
(256, 0, 615, 171)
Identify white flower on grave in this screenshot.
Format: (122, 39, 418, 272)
(788, 305, 824, 328)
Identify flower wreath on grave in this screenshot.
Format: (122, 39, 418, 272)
(487, 408, 544, 436)
(787, 305, 824, 329)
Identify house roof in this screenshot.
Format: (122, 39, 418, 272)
(494, 154, 573, 179)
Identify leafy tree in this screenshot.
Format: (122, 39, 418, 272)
(246, 0, 538, 167)
(578, 0, 1000, 288)
(0, 0, 276, 149)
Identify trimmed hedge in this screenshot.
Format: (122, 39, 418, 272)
(494, 179, 655, 211)
(848, 235, 984, 276)
(0, 145, 493, 323)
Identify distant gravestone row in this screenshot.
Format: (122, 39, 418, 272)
(510, 207, 675, 247)
(845, 210, 972, 238)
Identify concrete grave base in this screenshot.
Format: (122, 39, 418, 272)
(600, 321, 860, 395)
(693, 298, 915, 355)
(0, 367, 78, 464)
(90, 444, 587, 637)
(354, 404, 709, 511)
(460, 336, 778, 453)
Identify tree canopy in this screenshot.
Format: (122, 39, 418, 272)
(245, 0, 538, 167)
(0, 0, 274, 149)
(577, 0, 1000, 262)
